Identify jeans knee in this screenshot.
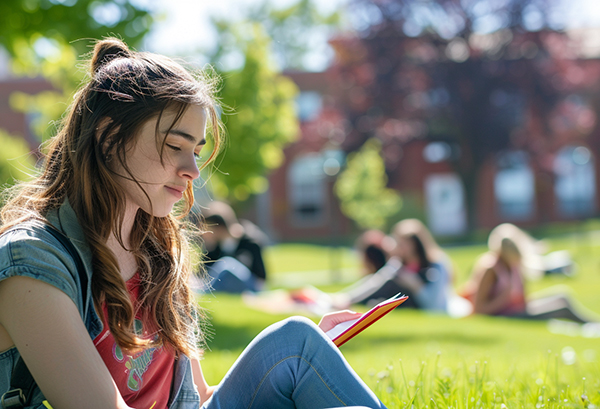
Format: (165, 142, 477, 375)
(259, 316, 323, 352)
(277, 316, 320, 336)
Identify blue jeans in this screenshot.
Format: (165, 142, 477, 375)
(203, 316, 386, 409)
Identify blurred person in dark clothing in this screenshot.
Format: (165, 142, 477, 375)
(200, 201, 267, 293)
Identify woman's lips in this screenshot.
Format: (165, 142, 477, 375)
(165, 185, 184, 199)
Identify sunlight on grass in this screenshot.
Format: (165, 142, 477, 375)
(199, 232, 600, 408)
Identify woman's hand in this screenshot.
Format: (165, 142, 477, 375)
(318, 310, 363, 333)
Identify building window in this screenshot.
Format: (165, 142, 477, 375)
(288, 154, 326, 226)
(424, 173, 467, 236)
(296, 91, 323, 122)
(554, 146, 596, 217)
(494, 151, 535, 220)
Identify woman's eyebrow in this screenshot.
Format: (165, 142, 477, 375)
(167, 129, 206, 146)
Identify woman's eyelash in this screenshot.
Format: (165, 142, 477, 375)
(166, 143, 202, 159)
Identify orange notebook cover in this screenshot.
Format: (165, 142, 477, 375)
(325, 293, 409, 347)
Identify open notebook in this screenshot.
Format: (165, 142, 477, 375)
(325, 293, 409, 347)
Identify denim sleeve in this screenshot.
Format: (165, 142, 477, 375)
(0, 228, 80, 307)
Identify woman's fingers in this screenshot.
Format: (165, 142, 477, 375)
(318, 310, 363, 332)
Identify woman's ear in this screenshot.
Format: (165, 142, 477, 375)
(96, 117, 120, 160)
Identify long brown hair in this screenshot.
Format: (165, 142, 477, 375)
(1, 38, 222, 357)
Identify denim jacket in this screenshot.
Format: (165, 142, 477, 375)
(0, 201, 200, 408)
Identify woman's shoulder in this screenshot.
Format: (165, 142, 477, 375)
(0, 223, 82, 302)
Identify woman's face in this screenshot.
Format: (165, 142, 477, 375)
(110, 104, 207, 217)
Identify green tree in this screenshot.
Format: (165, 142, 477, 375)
(0, 0, 151, 59)
(0, 130, 35, 190)
(335, 138, 402, 230)
(199, 0, 341, 205)
(2, 1, 152, 139)
(246, 0, 341, 70)
(0, 1, 152, 186)
(211, 0, 341, 71)
(208, 23, 299, 203)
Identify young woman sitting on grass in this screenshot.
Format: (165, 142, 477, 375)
(463, 235, 599, 324)
(0, 38, 386, 409)
(333, 219, 451, 311)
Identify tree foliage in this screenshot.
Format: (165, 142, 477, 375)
(335, 138, 402, 230)
(0, 0, 151, 59)
(198, 1, 344, 205)
(0, 130, 35, 190)
(207, 23, 299, 203)
(2, 0, 152, 137)
(332, 0, 598, 228)
(0, 0, 152, 187)
(211, 0, 341, 71)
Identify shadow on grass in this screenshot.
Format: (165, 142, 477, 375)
(206, 322, 501, 353)
(207, 323, 264, 351)
(339, 330, 501, 352)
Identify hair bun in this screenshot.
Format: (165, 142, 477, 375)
(91, 38, 132, 74)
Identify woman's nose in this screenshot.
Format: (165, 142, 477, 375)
(179, 155, 201, 181)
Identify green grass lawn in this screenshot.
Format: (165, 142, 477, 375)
(198, 232, 600, 408)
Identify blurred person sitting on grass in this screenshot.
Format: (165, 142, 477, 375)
(461, 232, 599, 325)
(354, 229, 392, 276)
(266, 219, 455, 315)
(198, 201, 268, 293)
(332, 219, 451, 311)
(487, 223, 574, 280)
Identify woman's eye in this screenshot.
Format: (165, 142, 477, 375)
(166, 144, 181, 152)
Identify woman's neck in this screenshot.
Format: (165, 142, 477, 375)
(106, 203, 138, 281)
